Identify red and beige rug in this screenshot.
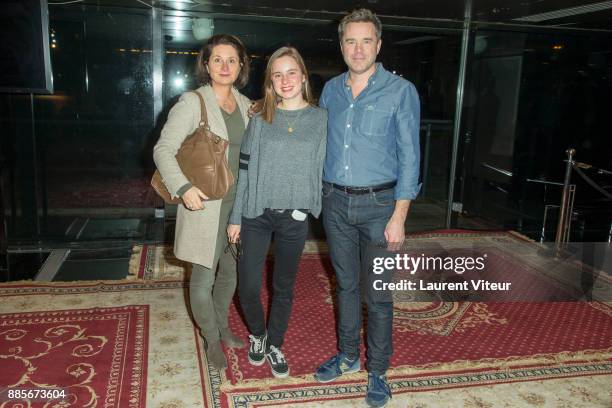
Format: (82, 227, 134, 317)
(1, 231, 609, 407)
(0, 280, 222, 408)
(127, 231, 612, 407)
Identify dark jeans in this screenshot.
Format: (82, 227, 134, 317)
(322, 182, 395, 375)
(238, 209, 308, 348)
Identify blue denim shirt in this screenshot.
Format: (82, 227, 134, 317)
(321, 63, 421, 200)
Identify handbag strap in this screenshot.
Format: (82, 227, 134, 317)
(191, 90, 226, 145)
(192, 90, 209, 129)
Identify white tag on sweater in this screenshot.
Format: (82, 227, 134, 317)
(291, 210, 307, 221)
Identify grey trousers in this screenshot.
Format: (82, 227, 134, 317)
(189, 200, 237, 342)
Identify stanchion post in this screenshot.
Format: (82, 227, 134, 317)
(555, 148, 575, 244)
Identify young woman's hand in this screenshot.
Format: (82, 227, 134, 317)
(227, 224, 241, 243)
(182, 186, 208, 210)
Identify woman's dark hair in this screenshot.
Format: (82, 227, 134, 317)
(195, 34, 250, 88)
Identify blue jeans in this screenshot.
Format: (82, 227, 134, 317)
(322, 182, 395, 375)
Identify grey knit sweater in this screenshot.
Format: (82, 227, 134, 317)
(229, 105, 327, 225)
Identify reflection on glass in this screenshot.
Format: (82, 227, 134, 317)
(1, 5, 155, 241)
(1, 9, 464, 242)
(159, 14, 461, 231)
(459, 31, 612, 240)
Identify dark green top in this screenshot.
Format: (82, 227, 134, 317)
(221, 106, 245, 203)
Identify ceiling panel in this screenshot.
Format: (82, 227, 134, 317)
(51, 0, 612, 30)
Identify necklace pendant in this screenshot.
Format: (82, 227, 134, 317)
(288, 127, 293, 133)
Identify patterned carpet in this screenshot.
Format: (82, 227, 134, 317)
(126, 231, 612, 408)
(0, 280, 222, 408)
(3, 276, 607, 408)
(1, 304, 148, 406)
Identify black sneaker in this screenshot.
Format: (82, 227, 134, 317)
(266, 345, 289, 378)
(248, 333, 267, 366)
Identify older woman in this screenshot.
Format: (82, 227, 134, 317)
(153, 34, 251, 369)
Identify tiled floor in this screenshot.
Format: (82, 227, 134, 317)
(2, 244, 133, 283)
(53, 245, 133, 281)
(2, 252, 50, 282)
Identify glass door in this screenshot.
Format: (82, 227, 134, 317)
(157, 12, 463, 234)
(1, 5, 157, 244)
(457, 29, 612, 240)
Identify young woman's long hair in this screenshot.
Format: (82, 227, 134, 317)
(261, 46, 315, 124)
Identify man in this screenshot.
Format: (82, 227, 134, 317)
(314, 8, 420, 408)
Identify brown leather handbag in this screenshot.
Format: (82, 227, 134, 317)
(151, 91, 235, 204)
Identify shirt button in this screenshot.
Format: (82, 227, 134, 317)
(350, 104, 354, 108)
(345, 166, 349, 170)
(344, 144, 349, 148)
(347, 124, 351, 128)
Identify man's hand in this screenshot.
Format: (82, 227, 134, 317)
(384, 216, 405, 251)
(384, 199, 411, 251)
(227, 224, 241, 244)
(182, 186, 208, 211)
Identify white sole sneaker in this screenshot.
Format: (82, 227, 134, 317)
(266, 352, 290, 378)
(269, 365, 290, 378)
(248, 355, 266, 366)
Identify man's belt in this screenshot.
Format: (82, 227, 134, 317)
(327, 181, 396, 195)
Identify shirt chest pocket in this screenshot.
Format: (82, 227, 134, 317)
(358, 103, 395, 138)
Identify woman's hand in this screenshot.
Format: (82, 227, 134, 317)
(248, 99, 263, 117)
(182, 186, 208, 211)
(227, 224, 241, 243)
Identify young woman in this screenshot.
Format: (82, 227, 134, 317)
(227, 47, 327, 378)
(153, 34, 252, 369)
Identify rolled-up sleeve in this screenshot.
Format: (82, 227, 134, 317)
(394, 83, 421, 200)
